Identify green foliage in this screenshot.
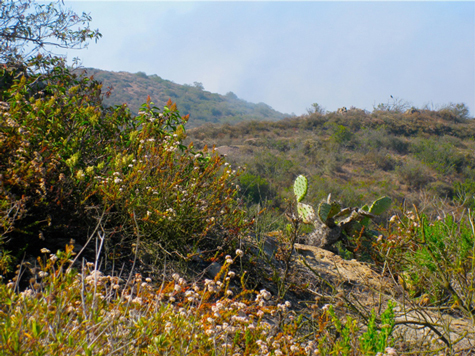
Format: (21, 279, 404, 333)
(293, 175, 391, 228)
(395, 159, 433, 189)
(328, 123, 353, 146)
(0, 250, 13, 274)
(0, 244, 401, 356)
(410, 137, 467, 175)
(0, 56, 245, 267)
(188, 102, 475, 222)
(306, 102, 326, 115)
(358, 128, 409, 155)
(382, 211, 475, 313)
(439, 102, 471, 121)
(326, 302, 396, 355)
(454, 179, 475, 209)
(297, 203, 315, 224)
(364, 149, 397, 171)
(238, 173, 273, 205)
(317, 201, 341, 223)
(358, 301, 396, 354)
(369, 196, 392, 216)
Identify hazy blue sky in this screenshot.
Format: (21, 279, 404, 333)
(64, 1, 475, 116)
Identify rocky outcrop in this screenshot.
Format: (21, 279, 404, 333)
(404, 108, 421, 115)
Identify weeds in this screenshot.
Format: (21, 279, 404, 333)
(381, 208, 475, 321)
(0, 241, 402, 356)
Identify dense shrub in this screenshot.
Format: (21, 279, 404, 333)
(410, 137, 466, 175)
(0, 245, 399, 356)
(395, 159, 433, 190)
(364, 149, 396, 172)
(381, 211, 474, 314)
(328, 123, 354, 147)
(238, 173, 274, 205)
(0, 56, 245, 269)
(358, 128, 409, 154)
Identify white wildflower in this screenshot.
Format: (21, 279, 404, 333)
(385, 347, 397, 355)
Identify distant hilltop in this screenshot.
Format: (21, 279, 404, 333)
(79, 68, 290, 128)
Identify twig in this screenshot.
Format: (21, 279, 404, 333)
(67, 207, 106, 273)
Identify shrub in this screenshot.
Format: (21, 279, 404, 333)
(358, 128, 409, 154)
(439, 103, 471, 122)
(381, 211, 475, 313)
(238, 173, 274, 205)
(326, 123, 354, 147)
(453, 179, 475, 209)
(410, 137, 466, 175)
(0, 56, 245, 269)
(364, 149, 396, 171)
(395, 159, 433, 189)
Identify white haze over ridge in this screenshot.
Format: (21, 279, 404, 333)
(64, 1, 475, 116)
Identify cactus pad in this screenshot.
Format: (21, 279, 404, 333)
(318, 201, 341, 223)
(318, 202, 331, 223)
(294, 175, 308, 202)
(327, 202, 341, 220)
(369, 196, 391, 215)
(297, 202, 315, 224)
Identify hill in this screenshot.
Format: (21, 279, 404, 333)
(2, 2, 474, 352)
(186, 106, 475, 218)
(2, 63, 474, 354)
(79, 68, 290, 128)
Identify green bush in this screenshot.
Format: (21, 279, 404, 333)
(439, 103, 471, 122)
(454, 179, 475, 209)
(410, 137, 466, 175)
(327, 123, 354, 147)
(395, 159, 433, 189)
(239, 173, 273, 205)
(358, 128, 409, 154)
(382, 211, 475, 312)
(0, 56, 245, 268)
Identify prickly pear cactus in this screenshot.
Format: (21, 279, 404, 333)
(297, 202, 315, 224)
(292, 174, 391, 254)
(369, 196, 391, 215)
(317, 201, 341, 224)
(293, 175, 308, 203)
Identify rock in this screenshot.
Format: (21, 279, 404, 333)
(404, 108, 420, 115)
(294, 243, 392, 291)
(206, 262, 222, 279)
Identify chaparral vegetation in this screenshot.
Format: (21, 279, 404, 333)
(1, 1, 474, 355)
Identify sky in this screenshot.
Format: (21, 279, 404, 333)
(63, 1, 475, 117)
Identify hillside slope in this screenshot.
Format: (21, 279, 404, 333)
(187, 107, 475, 216)
(79, 68, 289, 128)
